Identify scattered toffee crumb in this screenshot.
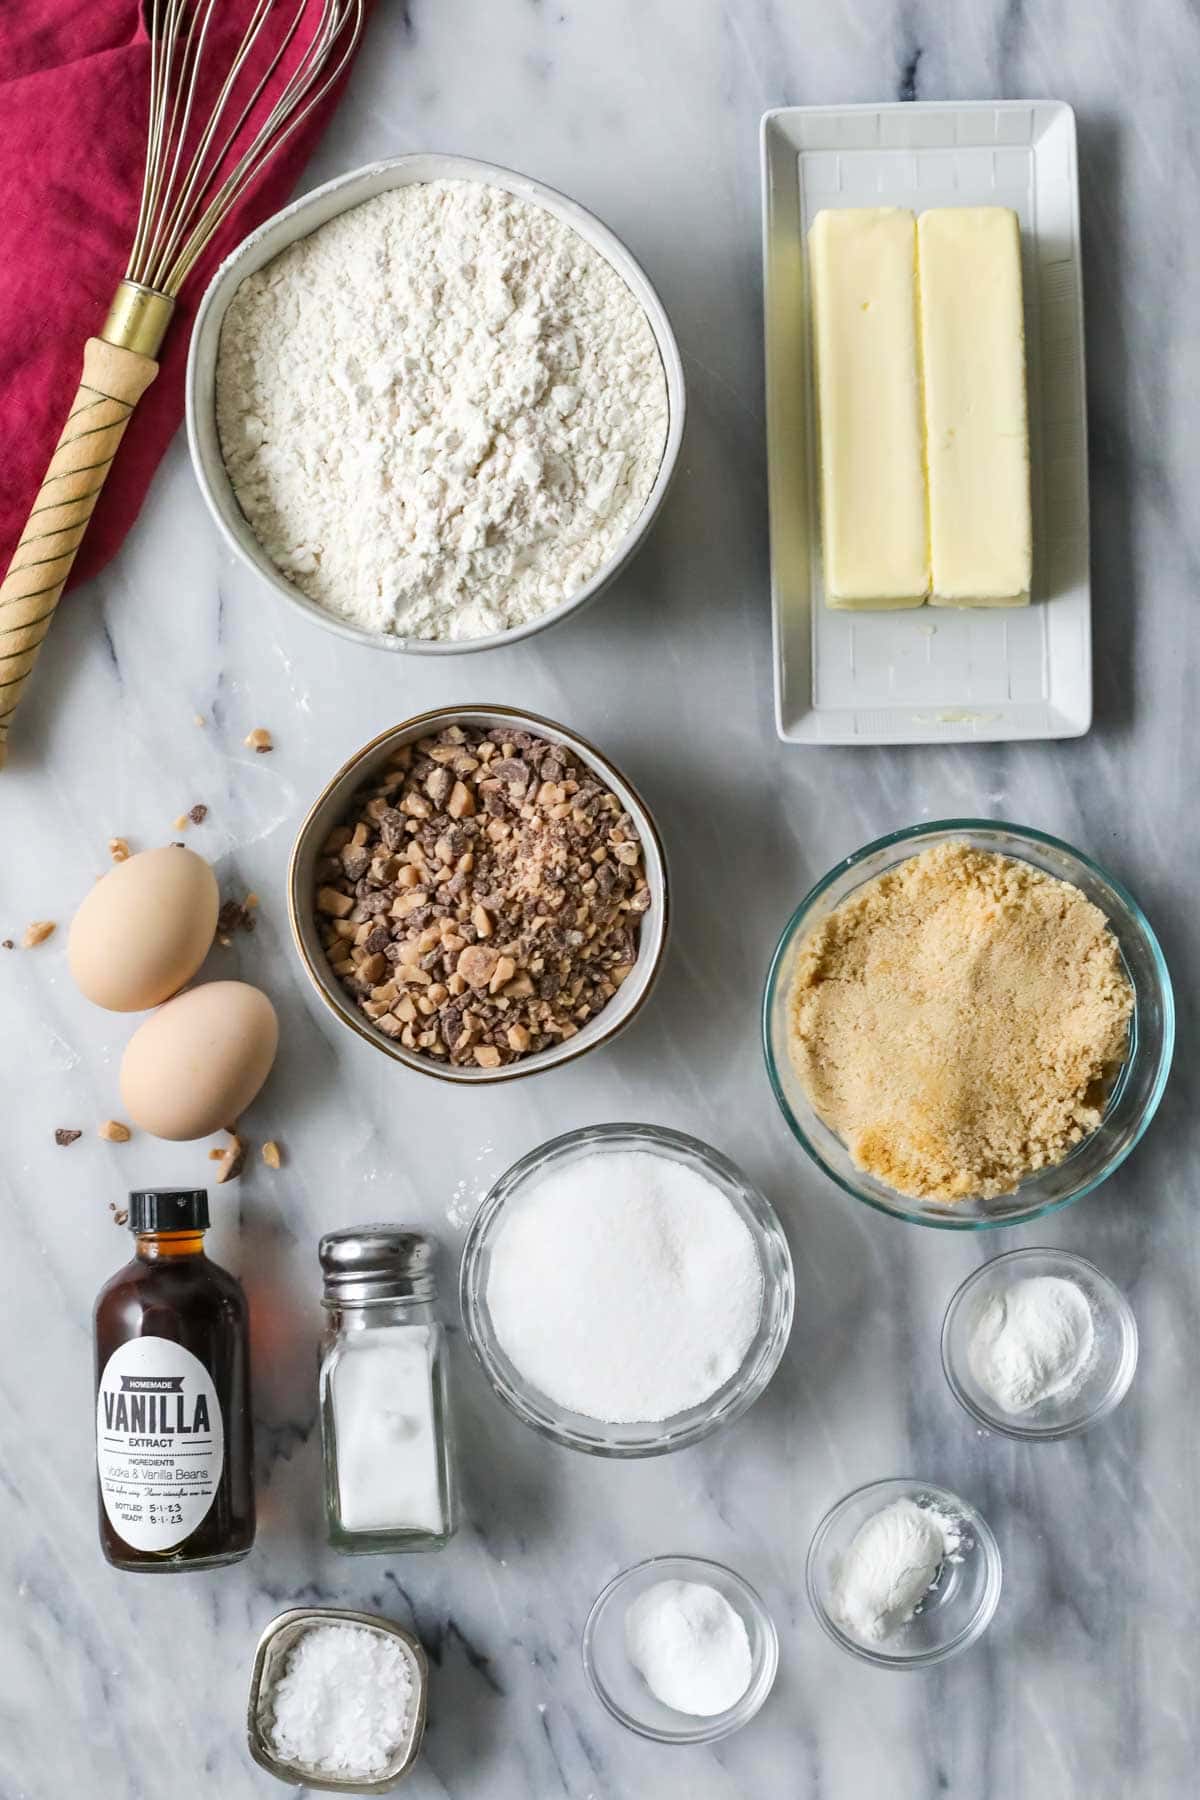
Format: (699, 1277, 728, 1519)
(2, 940, 13, 951)
(108, 1203, 129, 1227)
(245, 727, 273, 753)
(211, 1128, 247, 1183)
(262, 1139, 282, 1169)
(54, 1128, 81, 1147)
(109, 838, 131, 862)
(23, 920, 56, 948)
(98, 1120, 131, 1143)
(217, 897, 257, 938)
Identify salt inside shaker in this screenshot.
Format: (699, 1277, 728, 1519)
(319, 1226, 457, 1553)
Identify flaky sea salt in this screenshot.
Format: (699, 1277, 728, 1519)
(267, 1623, 413, 1778)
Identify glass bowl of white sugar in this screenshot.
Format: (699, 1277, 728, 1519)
(582, 1555, 779, 1743)
(459, 1123, 794, 1456)
(806, 1479, 1002, 1669)
(941, 1247, 1139, 1441)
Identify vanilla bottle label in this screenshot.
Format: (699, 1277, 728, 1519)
(96, 1339, 225, 1553)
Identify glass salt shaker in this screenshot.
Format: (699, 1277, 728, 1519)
(319, 1226, 457, 1554)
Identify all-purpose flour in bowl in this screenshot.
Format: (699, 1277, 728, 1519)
(215, 179, 670, 642)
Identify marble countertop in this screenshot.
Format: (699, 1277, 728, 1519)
(2, 2, 1196, 1796)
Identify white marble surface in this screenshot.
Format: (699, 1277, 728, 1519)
(1, 2, 1196, 1796)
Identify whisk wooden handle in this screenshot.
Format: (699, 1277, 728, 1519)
(0, 337, 159, 769)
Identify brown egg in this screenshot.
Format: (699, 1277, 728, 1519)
(120, 981, 279, 1141)
(68, 846, 219, 1012)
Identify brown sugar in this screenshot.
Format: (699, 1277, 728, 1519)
(787, 842, 1134, 1202)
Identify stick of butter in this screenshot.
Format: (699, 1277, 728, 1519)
(808, 208, 929, 610)
(918, 207, 1033, 607)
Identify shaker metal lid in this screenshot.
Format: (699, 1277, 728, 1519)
(319, 1224, 438, 1302)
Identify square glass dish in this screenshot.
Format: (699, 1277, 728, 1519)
(761, 100, 1089, 744)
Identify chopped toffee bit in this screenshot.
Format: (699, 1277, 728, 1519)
(110, 1206, 129, 1227)
(245, 727, 273, 753)
(98, 1120, 132, 1143)
(55, 1128, 82, 1147)
(244, 892, 260, 910)
(211, 1128, 247, 1183)
(194, 712, 206, 727)
(173, 814, 190, 831)
(108, 838, 131, 862)
(189, 803, 209, 825)
(23, 920, 56, 948)
(262, 1139, 282, 1169)
(217, 897, 257, 938)
(313, 724, 651, 1068)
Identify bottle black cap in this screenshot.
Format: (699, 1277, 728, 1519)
(128, 1189, 210, 1234)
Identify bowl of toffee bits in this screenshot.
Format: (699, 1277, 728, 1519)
(288, 707, 668, 1082)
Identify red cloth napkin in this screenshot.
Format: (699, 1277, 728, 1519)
(0, 0, 368, 589)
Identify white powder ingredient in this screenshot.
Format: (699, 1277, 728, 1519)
(624, 1580, 753, 1717)
(216, 179, 670, 642)
(832, 1498, 963, 1644)
(967, 1274, 1095, 1414)
(486, 1149, 764, 1424)
(330, 1328, 445, 1533)
(267, 1623, 413, 1778)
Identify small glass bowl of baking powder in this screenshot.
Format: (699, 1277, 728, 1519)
(941, 1247, 1139, 1441)
(582, 1555, 779, 1743)
(806, 1479, 1002, 1669)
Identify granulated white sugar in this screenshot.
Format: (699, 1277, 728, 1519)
(485, 1148, 764, 1423)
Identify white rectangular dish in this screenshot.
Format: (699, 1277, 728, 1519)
(761, 101, 1090, 745)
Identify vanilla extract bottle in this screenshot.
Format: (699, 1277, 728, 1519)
(93, 1189, 255, 1572)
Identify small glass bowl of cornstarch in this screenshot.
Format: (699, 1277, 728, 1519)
(247, 1606, 428, 1790)
(806, 1479, 1002, 1669)
(941, 1247, 1139, 1441)
(459, 1123, 794, 1455)
(189, 153, 685, 655)
(582, 1555, 779, 1744)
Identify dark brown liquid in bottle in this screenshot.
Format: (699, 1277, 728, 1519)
(94, 1224, 255, 1571)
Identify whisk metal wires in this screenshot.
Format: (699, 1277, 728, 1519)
(129, 0, 363, 302)
(0, 0, 363, 767)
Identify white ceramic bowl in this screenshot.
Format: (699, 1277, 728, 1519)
(186, 152, 686, 655)
(288, 706, 669, 1084)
